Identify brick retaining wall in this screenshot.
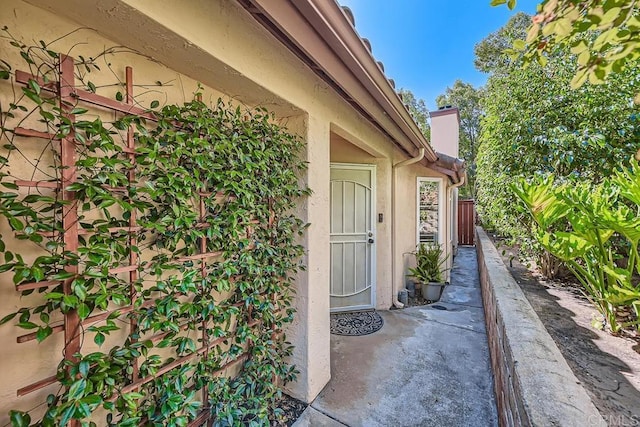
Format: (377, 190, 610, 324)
(476, 227, 604, 427)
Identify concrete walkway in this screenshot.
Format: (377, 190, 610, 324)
(294, 247, 498, 427)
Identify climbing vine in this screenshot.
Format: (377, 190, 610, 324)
(0, 28, 308, 426)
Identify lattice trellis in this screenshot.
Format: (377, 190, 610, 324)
(4, 53, 293, 426)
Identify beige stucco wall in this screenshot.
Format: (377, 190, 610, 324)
(429, 110, 460, 268)
(395, 154, 455, 287)
(0, 0, 456, 418)
(0, 3, 256, 424)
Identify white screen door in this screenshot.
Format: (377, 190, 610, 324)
(330, 164, 376, 312)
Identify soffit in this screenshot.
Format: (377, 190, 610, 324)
(239, 0, 438, 162)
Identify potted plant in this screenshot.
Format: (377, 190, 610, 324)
(407, 243, 449, 301)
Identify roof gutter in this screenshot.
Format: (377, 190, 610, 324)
(297, 0, 437, 162)
(429, 152, 466, 184)
(239, 0, 437, 162)
(391, 148, 426, 309)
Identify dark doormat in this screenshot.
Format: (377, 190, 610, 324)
(330, 311, 384, 336)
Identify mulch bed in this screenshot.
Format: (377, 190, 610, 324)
(404, 283, 442, 307)
(405, 294, 437, 307)
(269, 394, 308, 426)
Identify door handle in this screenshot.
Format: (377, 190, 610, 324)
(368, 238, 374, 244)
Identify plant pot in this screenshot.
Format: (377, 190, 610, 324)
(423, 282, 445, 302)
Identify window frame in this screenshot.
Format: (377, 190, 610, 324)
(416, 177, 444, 246)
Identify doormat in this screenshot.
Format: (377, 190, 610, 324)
(330, 311, 384, 336)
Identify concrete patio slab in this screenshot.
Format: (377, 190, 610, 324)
(404, 302, 486, 334)
(297, 248, 497, 427)
(447, 249, 480, 288)
(293, 406, 346, 427)
(439, 283, 483, 308)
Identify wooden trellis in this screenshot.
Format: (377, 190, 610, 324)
(10, 54, 263, 426)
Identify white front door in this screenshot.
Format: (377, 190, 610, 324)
(330, 164, 376, 312)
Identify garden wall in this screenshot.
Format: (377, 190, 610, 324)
(476, 227, 605, 427)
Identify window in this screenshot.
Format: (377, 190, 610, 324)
(417, 178, 443, 245)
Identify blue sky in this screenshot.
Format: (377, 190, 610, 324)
(338, 0, 541, 110)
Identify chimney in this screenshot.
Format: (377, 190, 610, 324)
(429, 106, 460, 158)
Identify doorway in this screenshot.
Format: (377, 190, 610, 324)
(329, 163, 376, 312)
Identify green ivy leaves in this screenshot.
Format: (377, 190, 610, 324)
(0, 32, 307, 426)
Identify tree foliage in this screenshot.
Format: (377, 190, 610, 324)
(487, 1, 640, 329)
(436, 80, 484, 198)
(475, 13, 640, 251)
(398, 88, 430, 139)
(475, 12, 531, 73)
(493, 0, 640, 97)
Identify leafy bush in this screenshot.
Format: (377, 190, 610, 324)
(513, 160, 640, 333)
(407, 243, 448, 283)
(476, 26, 640, 270)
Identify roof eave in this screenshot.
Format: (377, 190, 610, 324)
(238, 0, 438, 162)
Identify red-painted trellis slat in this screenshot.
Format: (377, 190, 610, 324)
(125, 65, 140, 384)
(60, 53, 82, 427)
(457, 199, 476, 246)
(10, 55, 269, 427)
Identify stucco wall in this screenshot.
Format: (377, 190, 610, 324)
(1, 0, 454, 414)
(0, 2, 265, 422)
(395, 158, 454, 287)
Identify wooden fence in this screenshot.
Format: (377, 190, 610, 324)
(458, 199, 475, 246)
